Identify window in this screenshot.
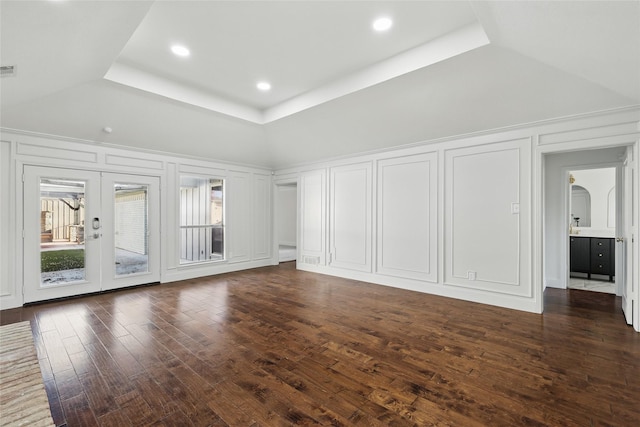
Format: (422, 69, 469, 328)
(179, 176, 224, 264)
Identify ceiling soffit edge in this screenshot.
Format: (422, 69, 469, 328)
(103, 22, 490, 125)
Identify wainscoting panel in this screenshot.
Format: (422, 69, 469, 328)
(376, 153, 437, 282)
(105, 154, 164, 170)
(17, 142, 97, 163)
(299, 170, 326, 266)
(0, 141, 11, 298)
(539, 121, 639, 146)
(444, 139, 530, 296)
(227, 171, 251, 263)
(178, 164, 226, 177)
(329, 162, 372, 272)
(252, 173, 271, 260)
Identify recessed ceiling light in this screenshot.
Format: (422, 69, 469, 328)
(256, 81, 271, 91)
(171, 45, 190, 57)
(373, 17, 393, 32)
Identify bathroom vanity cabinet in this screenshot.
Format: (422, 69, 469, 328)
(569, 236, 615, 281)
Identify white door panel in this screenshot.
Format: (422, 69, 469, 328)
(621, 146, 636, 327)
(24, 166, 102, 303)
(101, 173, 160, 291)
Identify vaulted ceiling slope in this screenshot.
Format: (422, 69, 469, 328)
(1, 1, 638, 169)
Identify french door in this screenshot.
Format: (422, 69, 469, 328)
(621, 146, 637, 329)
(23, 166, 160, 303)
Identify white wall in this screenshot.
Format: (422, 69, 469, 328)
(329, 162, 372, 272)
(278, 107, 640, 314)
(377, 153, 437, 282)
(0, 130, 274, 309)
(0, 141, 14, 305)
(444, 140, 530, 296)
(2, 107, 639, 318)
(285, 137, 535, 312)
(252, 172, 272, 260)
(277, 185, 297, 246)
(227, 170, 251, 263)
(299, 170, 326, 266)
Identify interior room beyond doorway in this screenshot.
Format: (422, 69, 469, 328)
(543, 145, 628, 307)
(568, 167, 617, 294)
(277, 183, 297, 263)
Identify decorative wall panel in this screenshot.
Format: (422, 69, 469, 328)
(227, 171, 250, 262)
(17, 142, 97, 163)
(300, 170, 326, 266)
(377, 153, 437, 282)
(329, 162, 372, 272)
(445, 139, 530, 296)
(252, 173, 271, 260)
(106, 154, 163, 170)
(0, 141, 11, 297)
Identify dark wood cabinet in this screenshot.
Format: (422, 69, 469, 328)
(570, 237, 590, 274)
(570, 236, 615, 281)
(590, 238, 614, 280)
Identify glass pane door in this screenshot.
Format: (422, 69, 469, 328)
(114, 183, 149, 276)
(24, 167, 160, 302)
(39, 178, 86, 285)
(24, 166, 102, 303)
(101, 173, 160, 291)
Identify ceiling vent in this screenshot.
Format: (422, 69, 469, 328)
(1, 65, 16, 77)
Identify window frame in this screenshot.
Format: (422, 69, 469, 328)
(178, 175, 225, 265)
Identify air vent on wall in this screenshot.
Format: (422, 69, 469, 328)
(1, 65, 16, 77)
(302, 256, 320, 265)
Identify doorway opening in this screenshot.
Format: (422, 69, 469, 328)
(543, 144, 635, 328)
(568, 167, 616, 294)
(276, 183, 297, 263)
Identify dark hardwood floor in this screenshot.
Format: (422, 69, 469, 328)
(1, 262, 639, 426)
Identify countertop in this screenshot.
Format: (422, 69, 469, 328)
(570, 228, 615, 238)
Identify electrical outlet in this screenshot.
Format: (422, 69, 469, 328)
(467, 271, 476, 281)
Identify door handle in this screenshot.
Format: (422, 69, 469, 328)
(616, 237, 624, 242)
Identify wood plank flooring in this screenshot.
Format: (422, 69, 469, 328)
(1, 262, 639, 426)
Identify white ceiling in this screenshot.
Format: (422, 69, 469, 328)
(104, 1, 488, 123)
(1, 1, 639, 169)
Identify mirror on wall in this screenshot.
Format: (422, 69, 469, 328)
(570, 185, 590, 227)
(569, 167, 615, 232)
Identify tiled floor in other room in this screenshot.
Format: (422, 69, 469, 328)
(568, 277, 616, 294)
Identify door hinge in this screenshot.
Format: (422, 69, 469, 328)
(21, 174, 25, 183)
(22, 230, 25, 239)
